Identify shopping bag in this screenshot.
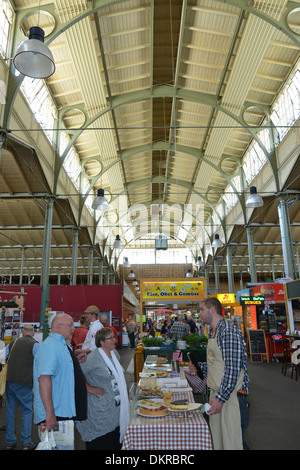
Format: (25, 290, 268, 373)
(0, 365, 7, 396)
(36, 430, 57, 450)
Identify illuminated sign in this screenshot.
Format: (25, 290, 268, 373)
(217, 293, 236, 304)
(142, 280, 205, 300)
(240, 295, 264, 305)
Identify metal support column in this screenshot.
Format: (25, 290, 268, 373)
(214, 258, 220, 294)
(40, 197, 55, 340)
(246, 226, 257, 283)
(70, 227, 79, 286)
(98, 259, 103, 285)
(88, 246, 94, 285)
(19, 247, 25, 285)
(226, 246, 235, 293)
(277, 195, 296, 279)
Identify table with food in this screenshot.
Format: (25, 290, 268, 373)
(122, 355, 213, 450)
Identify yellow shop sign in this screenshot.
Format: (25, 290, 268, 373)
(142, 280, 205, 300)
(217, 293, 236, 304)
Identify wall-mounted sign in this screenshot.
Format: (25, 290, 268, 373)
(217, 293, 236, 304)
(141, 279, 205, 301)
(240, 295, 264, 305)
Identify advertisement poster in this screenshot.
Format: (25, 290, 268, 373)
(252, 284, 285, 301)
(141, 279, 205, 301)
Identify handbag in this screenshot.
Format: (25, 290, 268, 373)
(36, 430, 57, 450)
(0, 339, 18, 396)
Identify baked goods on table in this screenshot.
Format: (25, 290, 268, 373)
(139, 405, 169, 416)
(157, 357, 168, 363)
(139, 386, 164, 397)
(170, 399, 188, 411)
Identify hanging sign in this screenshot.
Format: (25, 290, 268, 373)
(141, 279, 205, 301)
(217, 293, 236, 304)
(240, 295, 264, 305)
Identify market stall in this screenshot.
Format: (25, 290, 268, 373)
(284, 279, 300, 338)
(122, 354, 213, 450)
(139, 278, 207, 340)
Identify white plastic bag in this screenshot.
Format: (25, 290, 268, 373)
(36, 430, 57, 450)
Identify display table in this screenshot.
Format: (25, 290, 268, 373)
(143, 346, 207, 363)
(122, 391, 213, 450)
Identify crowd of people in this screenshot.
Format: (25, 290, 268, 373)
(0, 297, 249, 451)
(145, 312, 204, 340)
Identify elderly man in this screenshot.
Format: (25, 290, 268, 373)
(5, 325, 39, 450)
(33, 314, 87, 450)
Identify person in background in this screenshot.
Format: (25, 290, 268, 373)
(195, 297, 250, 450)
(75, 305, 103, 356)
(71, 315, 89, 351)
(33, 314, 87, 450)
(171, 314, 190, 340)
(148, 320, 158, 337)
(5, 325, 39, 450)
(100, 315, 118, 347)
(76, 327, 130, 450)
(126, 319, 137, 349)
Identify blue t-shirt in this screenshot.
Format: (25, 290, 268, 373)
(33, 332, 76, 424)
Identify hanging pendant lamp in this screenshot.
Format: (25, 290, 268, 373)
(92, 188, 110, 212)
(212, 234, 223, 248)
(246, 186, 264, 208)
(13, 27, 55, 79)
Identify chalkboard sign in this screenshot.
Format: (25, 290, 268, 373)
(247, 329, 269, 363)
(286, 280, 300, 300)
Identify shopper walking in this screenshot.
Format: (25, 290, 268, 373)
(5, 325, 39, 450)
(33, 314, 87, 450)
(76, 327, 130, 450)
(197, 297, 249, 450)
(126, 319, 137, 349)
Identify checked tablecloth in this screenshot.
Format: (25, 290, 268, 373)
(122, 392, 213, 450)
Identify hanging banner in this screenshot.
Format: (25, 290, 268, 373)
(141, 279, 206, 301)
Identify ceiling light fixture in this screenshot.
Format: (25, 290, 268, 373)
(212, 234, 223, 248)
(132, 279, 138, 286)
(246, 186, 264, 208)
(186, 269, 193, 277)
(123, 257, 130, 268)
(13, 26, 55, 79)
(92, 188, 110, 212)
(195, 256, 204, 267)
(113, 235, 123, 249)
(128, 270, 135, 278)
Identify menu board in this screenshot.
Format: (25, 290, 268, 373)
(286, 280, 300, 300)
(247, 329, 269, 363)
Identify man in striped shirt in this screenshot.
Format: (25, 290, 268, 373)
(197, 297, 249, 450)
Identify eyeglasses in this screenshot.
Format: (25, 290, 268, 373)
(104, 336, 115, 340)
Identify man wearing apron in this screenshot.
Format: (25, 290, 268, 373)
(198, 297, 249, 450)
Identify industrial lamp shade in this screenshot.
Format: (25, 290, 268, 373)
(186, 269, 193, 277)
(13, 27, 55, 79)
(92, 188, 110, 211)
(212, 234, 223, 248)
(246, 186, 264, 208)
(195, 256, 204, 267)
(123, 257, 131, 267)
(113, 235, 123, 249)
(132, 278, 138, 285)
(128, 270, 135, 278)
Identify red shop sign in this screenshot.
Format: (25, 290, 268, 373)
(252, 284, 285, 301)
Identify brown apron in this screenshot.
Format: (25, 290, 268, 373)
(207, 335, 244, 450)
